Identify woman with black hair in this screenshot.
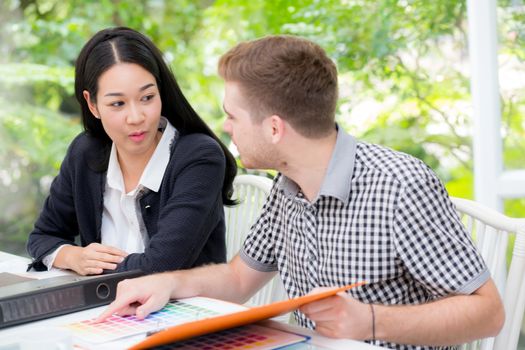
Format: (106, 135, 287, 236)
(26, 27, 237, 275)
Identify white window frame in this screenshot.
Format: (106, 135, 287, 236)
(466, 0, 525, 210)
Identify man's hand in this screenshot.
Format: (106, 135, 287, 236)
(299, 290, 373, 340)
(95, 256, 276, 324)
(96, 273, 174, 322)
(55, 243, 127, 275)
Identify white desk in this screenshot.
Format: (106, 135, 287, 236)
(0, 251, 74, 279)
(0, 252, 381, 350)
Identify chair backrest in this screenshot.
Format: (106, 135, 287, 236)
(224, 174, 288, 307)
(451, 197, 525, 350)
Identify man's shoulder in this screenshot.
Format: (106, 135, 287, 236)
(354, 141, 436, 185)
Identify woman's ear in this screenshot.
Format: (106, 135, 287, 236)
(83, 90, 100, 119)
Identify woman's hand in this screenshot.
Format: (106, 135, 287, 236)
(55, 243, 128, 275)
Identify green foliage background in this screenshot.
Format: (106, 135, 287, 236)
(0, 0, 524, 256)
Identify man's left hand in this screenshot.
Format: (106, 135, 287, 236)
(299, 291, 373, 340)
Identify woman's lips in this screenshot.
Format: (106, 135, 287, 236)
(129, 131, 146, 142)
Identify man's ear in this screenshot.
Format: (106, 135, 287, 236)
(83, 90, 100, 119)
(264, 115, 285, 144)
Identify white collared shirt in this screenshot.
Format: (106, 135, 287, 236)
(101, 117, 175, 253)
(43, 117, 176, 269)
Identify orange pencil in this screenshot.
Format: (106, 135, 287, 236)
(129, 282, 366, 350)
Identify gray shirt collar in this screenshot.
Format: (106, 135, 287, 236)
(278, 125, 357, 204)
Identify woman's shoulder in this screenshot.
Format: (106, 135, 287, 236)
(176, 132, 222, 154)
(68, 132, 105, 153)
(167, 132, 226, 171)
(63, 132, 109, 172)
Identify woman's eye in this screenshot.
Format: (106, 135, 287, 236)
(110, 101, 124, 107)
(142, 94, 155, 102)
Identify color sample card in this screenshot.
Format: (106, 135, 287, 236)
(151, 324, 310, 350)
(64, 297, 247, 343)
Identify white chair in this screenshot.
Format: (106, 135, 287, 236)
(224, 174, 288, 308)
(451, 197, 525, 350)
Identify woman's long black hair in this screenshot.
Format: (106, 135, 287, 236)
(74, 27, 236, 205)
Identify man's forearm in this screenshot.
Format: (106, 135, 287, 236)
(167, 255, 274, 304)
(375, 280, 504, 346)
(166, 263, 241, 301)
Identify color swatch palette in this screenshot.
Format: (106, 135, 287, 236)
(65, 297, 247, 343)
(151, 324, 309, 350)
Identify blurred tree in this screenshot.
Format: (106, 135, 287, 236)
(0, 0, 524, 255)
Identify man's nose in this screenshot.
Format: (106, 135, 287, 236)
(223, 119, 232, 134)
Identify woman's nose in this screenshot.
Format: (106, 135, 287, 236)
(126, 103, 145, 124)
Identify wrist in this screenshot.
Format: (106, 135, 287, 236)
(373, 304, 387, 342)
(369, 303, 376, 342)
(168, 271, 183, 299)
(54, 245, 77, 269)
(168, 269, 203, 299)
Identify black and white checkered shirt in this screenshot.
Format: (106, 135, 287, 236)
(240, 127, 489, 350)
